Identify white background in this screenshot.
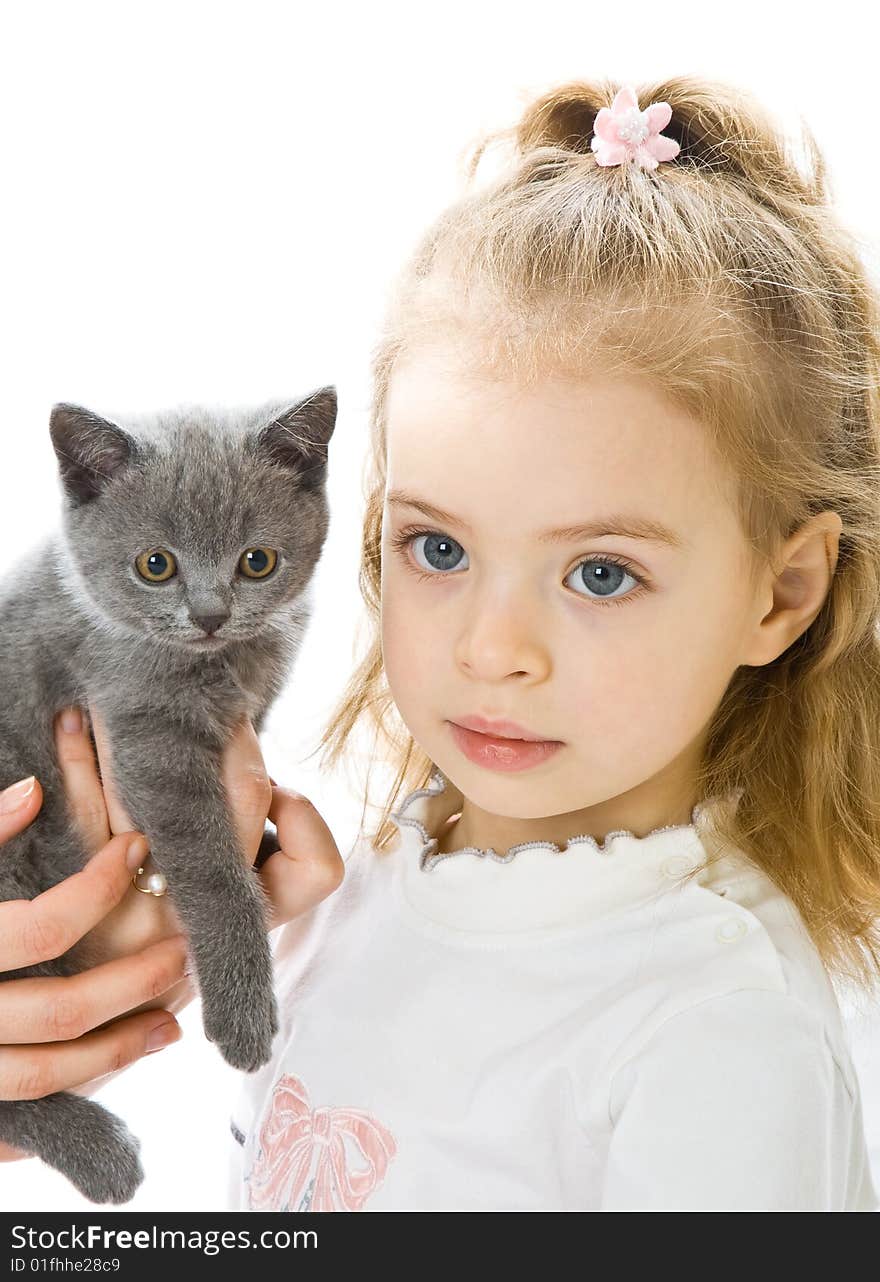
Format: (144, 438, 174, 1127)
(0, 0, 877, 1211)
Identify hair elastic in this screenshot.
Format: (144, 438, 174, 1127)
(591, 85, 681, 170)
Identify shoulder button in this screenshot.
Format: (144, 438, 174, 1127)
(716, 917, 748, 944)
(661, 853, 697, 879)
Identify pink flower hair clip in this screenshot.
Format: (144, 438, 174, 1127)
(590, 85, 681, 170)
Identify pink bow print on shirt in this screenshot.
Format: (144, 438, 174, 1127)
(591, 85, 681, 169)
(246, 1073, 398, 1212)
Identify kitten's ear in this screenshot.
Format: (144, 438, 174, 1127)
(253, 385, 337, 490)
(49, 403, 138, 506)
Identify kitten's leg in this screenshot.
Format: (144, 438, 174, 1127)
(0, 860, 144, 1203)
(100, 720, 278, 1072)
(0, 1095, 143, 1204)
(254, 825, 281, 871)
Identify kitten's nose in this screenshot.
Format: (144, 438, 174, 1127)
(191, 611, 230, 636)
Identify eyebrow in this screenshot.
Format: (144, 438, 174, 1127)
(385, 489, 686, 550)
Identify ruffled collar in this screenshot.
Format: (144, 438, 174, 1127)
(388, 769, 732, 934)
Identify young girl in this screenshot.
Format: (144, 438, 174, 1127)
(3, 72, 879, 1212)
(223, 75, 880, 1211)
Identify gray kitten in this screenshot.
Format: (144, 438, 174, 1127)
(0, 386, 337, 1203)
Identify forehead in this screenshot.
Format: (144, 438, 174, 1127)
(384, 350, 734, 539)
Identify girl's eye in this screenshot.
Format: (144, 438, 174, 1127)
(390, 527, 649, 608)
(398, 530, 469, 575)
(563, 557, 648, 607)
(135, 548, 178, 583)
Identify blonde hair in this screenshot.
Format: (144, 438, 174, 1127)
(315, 75, 880, 996)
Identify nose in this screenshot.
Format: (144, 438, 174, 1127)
(454, 591, 551, 683)
(191, 611, 230, 636)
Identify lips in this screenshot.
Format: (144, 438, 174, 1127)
(447, 720, 564, 773)
(452, 714, 560, 743)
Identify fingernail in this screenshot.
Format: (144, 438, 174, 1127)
(146, 1019, 181, 1054)
(0, 777, 36, 814)
(60, 707, 82, 734)
(126, 835, 150, 872)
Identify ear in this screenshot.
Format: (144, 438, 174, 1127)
(49, 403, 138, 506)
(740, 510, 843, 667)
(252, 385, 337, 490)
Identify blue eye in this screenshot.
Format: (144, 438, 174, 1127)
(406, 531, 469, 574)
(563, 557, 645, 605)
(390, 526, 649, 609)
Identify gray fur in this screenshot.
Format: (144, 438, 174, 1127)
(0, 386, 337, 1202)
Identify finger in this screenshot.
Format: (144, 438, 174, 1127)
(54, 707, 111, 855)
(0, 1139, 30, 1163)
(88, 704, 136, 834)
(80, 871, 186, 967)
(221, 719, 272, 862)
(0, 934, 189, 1044)
(0, 831, 148, 972)
(259, 786, 345, 930)
(0, 1008, 183, 1102)
(0, 776, 43, 846)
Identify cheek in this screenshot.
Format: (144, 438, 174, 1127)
(562, 595, 738, 762)
(381, 571, 446, 711)
(122, 580, 175, 616)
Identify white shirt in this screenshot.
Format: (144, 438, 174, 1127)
(227, 770, 878, 1211)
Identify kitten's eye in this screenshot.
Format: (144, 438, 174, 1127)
(238, 547, 278, 579)
(135, 549, 177, 582)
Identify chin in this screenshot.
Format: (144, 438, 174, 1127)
(184, 636, 230, 651)
(139, 627, 229, 653)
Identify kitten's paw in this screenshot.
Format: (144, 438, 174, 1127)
(203, 992, 279, 1073)
(67, 1114, 144, 1205)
